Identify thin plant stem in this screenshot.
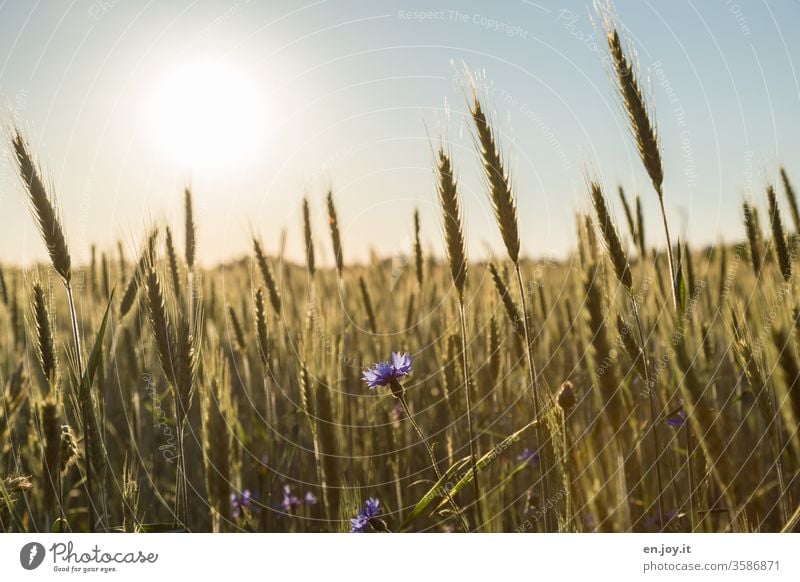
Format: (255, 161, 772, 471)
(513, 264, 553, 531)
(657, 192, 678, 312)
(684, 421, 697, 531)
(395, 392, 469, 532)
(66, 283, 96, 531)
(629, 296, 666, 528)
(457, 300, 481, 529)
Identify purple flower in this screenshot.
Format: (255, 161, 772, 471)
(230, 489, 253, 519)
(666, 410, 687, 428)
(391, 352, 413, 376)
(517, 448, 540, 466)
(304, 491, 318, 505)
(361, 352, 413, 389)
(350, 497, 381, 533)
(281, 485, 301, 513)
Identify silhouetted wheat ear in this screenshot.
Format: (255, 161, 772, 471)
(635, 194, 646, 256)
(767, 185, 792, 281)
(0, 263, 8, 305)
(590, 181, 632, 290)
(437, 148, 467, 298)
(472, 96, 521, 265)
(89, 245, 98, 298)
(781, 168, 800, 233)
(303, 197, 316, 277)
(743, 202, 764, 275)
(358, 276, 377, 334)
(227, 305, 246, 352)
(184, 187, 196, 269)
(583, 261, 624, 430)
(326, 190, 344, 275)
(174, 310, 196, 419)
(101, 252, 110, 299)
(618, 186, 637, 243)
(120, 229, 158, 317)
(413, 209, 424, 288)
(607, 28, 663, 196)
(487, 262, 525, 339)
(165, 226, 182, 300)
(146, 266, 178, 386)
(31, 281, 57, 383)
(254, 287, 269, 367)
(59, 425, 77, 474)
(12, 131, 71, 283)
(252, 237, 282, 316)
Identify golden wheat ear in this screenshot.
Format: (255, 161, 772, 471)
(11, 130, 72, 284)
(436, 148, 467, 299)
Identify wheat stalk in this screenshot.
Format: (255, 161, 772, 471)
(743, 202, 764, 275)
(437, 149, 467, 299)
(470, 96, 555, 529)
(618, 186, 637, 246)
(31, 282, 57, 385)
(303, 197, 316, 278)
(605, 23, 676, 310)
(120, 230, 158, 318)
(12, 131, 71, 283)
(326, 190, 344, 276)
(254, 287, 269, 368)
(780, 168, 800, 234)
(590, 181, 633, 291)
(252, 237, 282, 316)
(767, 185, 792, 281)
(165, 226, 183, 301)
(358, 276, 377, 334)
(184, 187, 196, 269)
(413, 209, 424, 290)
(436, 146, 480, 526)
(471, 96, 520, 264)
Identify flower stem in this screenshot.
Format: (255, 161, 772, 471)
(395, 390, 469, 532)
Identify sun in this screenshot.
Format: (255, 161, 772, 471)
(148, 59, 268, 168)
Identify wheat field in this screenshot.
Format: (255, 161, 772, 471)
(2, 19, 800, 535)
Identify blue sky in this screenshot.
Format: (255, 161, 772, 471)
(1, 0, 798, 266)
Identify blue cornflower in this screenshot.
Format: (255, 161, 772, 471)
(361, 352, 413, 389)
(281, 485, 301, 513)
(517, 448, 540, 466)
(350, 497, 381, 533)
(666, 410, 687, 428)
(230, 489, 253, 519)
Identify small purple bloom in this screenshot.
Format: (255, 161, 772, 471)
(666, 410, 687, 428)
(350, 497, 381, 533)
(230, 489, 253, 519)
(304, 491, 318, 505)
(517, 448, 540, 466)
(391, 352, 413, 376)
(281, 485, 301, 513)
(361, 353, 413, 389)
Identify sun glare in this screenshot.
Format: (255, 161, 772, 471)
(148, 60, 268, 168)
